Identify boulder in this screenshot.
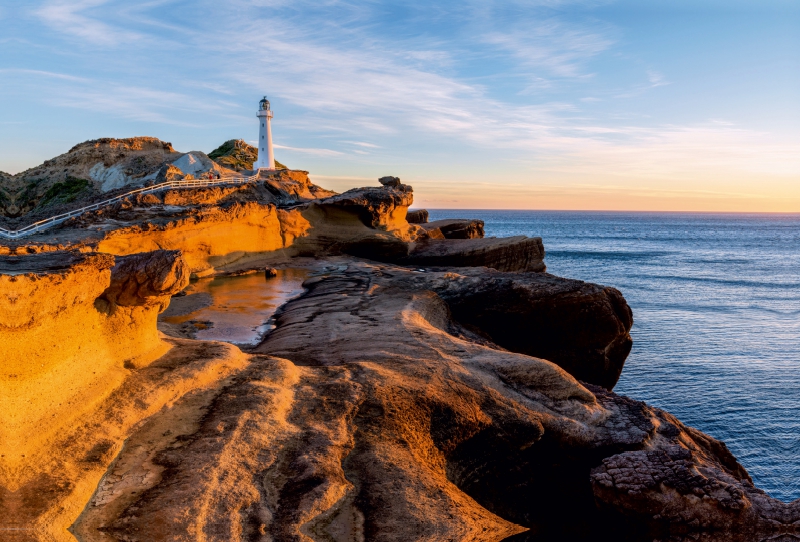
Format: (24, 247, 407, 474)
(406, 208, 429, 223)
(101, 249, 190, 307)
(420, 268, 633, 389)
(422, 218, 484, 239)
(378, 175, 402, 187)
(260, 169, 336, 203)
(401, 236, 546, 272)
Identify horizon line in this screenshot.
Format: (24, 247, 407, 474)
(413, 208, 800, 215)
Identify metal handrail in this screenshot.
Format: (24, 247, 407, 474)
(0, 172, 260, 240)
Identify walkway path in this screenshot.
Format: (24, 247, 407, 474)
(0, 172, 259, 240)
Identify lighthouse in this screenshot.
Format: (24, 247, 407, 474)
(254, 96, 275, 170)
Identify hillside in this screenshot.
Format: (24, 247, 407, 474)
(208, 139, 287, 171)
(0, 137, 242, 225)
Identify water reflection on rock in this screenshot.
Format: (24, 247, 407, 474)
(159, 268, 308, 345)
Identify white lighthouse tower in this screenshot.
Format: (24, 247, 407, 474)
(254, 96, 275, 170)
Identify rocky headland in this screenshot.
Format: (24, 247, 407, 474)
(1, 138, 798, 541)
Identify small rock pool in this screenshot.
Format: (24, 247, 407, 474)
(159, 268, 309, 346)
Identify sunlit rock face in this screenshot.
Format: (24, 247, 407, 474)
(0, 249, 200, 539)
(3, 156, 794, 542)
(0, 137, 237, 225)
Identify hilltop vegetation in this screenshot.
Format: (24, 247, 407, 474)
(0, 137, 289, 226)
(208, 139, 286, 171)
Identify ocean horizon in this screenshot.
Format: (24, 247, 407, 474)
(428, 208, 800, 503)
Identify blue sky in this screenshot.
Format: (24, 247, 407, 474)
(1, 0, 798, 210)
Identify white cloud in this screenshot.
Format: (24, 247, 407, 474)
(482, 20, 613, 79)
(273, 144, 344, 157)
(344, 141, 381, 148)
(647, 70, 669, 87)
(6, 0, 798, 193)
(33, 0, 142, 45)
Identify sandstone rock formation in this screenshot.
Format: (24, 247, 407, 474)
(422, 218, 485, 239)
(0, 137, 250, 224)
(3, 171, 546, 278)
(251, 262, 800, 541)
(0, 138, 178, 221)
(402, 236, 546, 272)
(410, 267, 633, 389)
(1, 151, 796, 541)
(0, 249, 192, 540)
(406, 208, 429, 223)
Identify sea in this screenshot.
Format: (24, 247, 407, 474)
(428, 209, 800, 503)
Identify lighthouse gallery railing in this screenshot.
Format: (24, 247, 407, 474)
(0, 172, 260, 240)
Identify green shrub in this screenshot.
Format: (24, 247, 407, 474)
(39, 176, 90, 207)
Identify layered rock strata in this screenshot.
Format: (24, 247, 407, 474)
(422, 218, 485, 240)
(3, 176, 545, 276)
(1, 163, 795, 541)
(0, 259, 783, 541)
(0, 249, 194, 540)
(406, 208, 429, 224)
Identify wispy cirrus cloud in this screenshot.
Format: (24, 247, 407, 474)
(3, 0, 798, 209)
(273, 144, 345, 157)
(482, 20, 613, 79)
(33, 0, 143, 45)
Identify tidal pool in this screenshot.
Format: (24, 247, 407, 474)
(159, 268, 308, 346)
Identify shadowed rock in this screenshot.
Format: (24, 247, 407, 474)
(422, 218, 485, 239)
(378, 175, 402, 187)
(406, 208, 429, 223)
(402, 236, 546, 272)
(423, 268, 633, 389)
(1, 256, 797, 541)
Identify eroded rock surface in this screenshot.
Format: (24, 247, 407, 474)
(1, 162, 795, 542)
(406, 208, 429, 224)
(424, 268, 632, 389)
(0, 254, 796, 541)
(422, 218, 485, 239)
(402, 236, 546, 272)
(0, 249, 195, 540)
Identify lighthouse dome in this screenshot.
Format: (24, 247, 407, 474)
(259, 96, 271, 111)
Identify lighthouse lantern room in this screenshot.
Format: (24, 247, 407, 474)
(254, 96, 275, 170)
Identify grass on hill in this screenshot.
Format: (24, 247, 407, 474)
(208, 139, 287, 171)
(38, 177, 91, 208)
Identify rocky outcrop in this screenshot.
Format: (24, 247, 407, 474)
(0, 138, 179, 220)
(0, 249, 190, 540)
(407, 267, 633, 389)
(422, 218, 485, 239)
(402, 235, 546, 272)
(289, 183, 425, 261)
(312, 183, 415, 230)
(406, 208, 429, 223)
(0, 137, 252, 224)
(100, 250, 190, 307)
(249, 262, 796, 541)
(3, 171, 543, 277)
(261, 168, 336, 203)
(0, 254, 797, 541)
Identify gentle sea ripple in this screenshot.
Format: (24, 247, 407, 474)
(428, 210, 800, 502)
